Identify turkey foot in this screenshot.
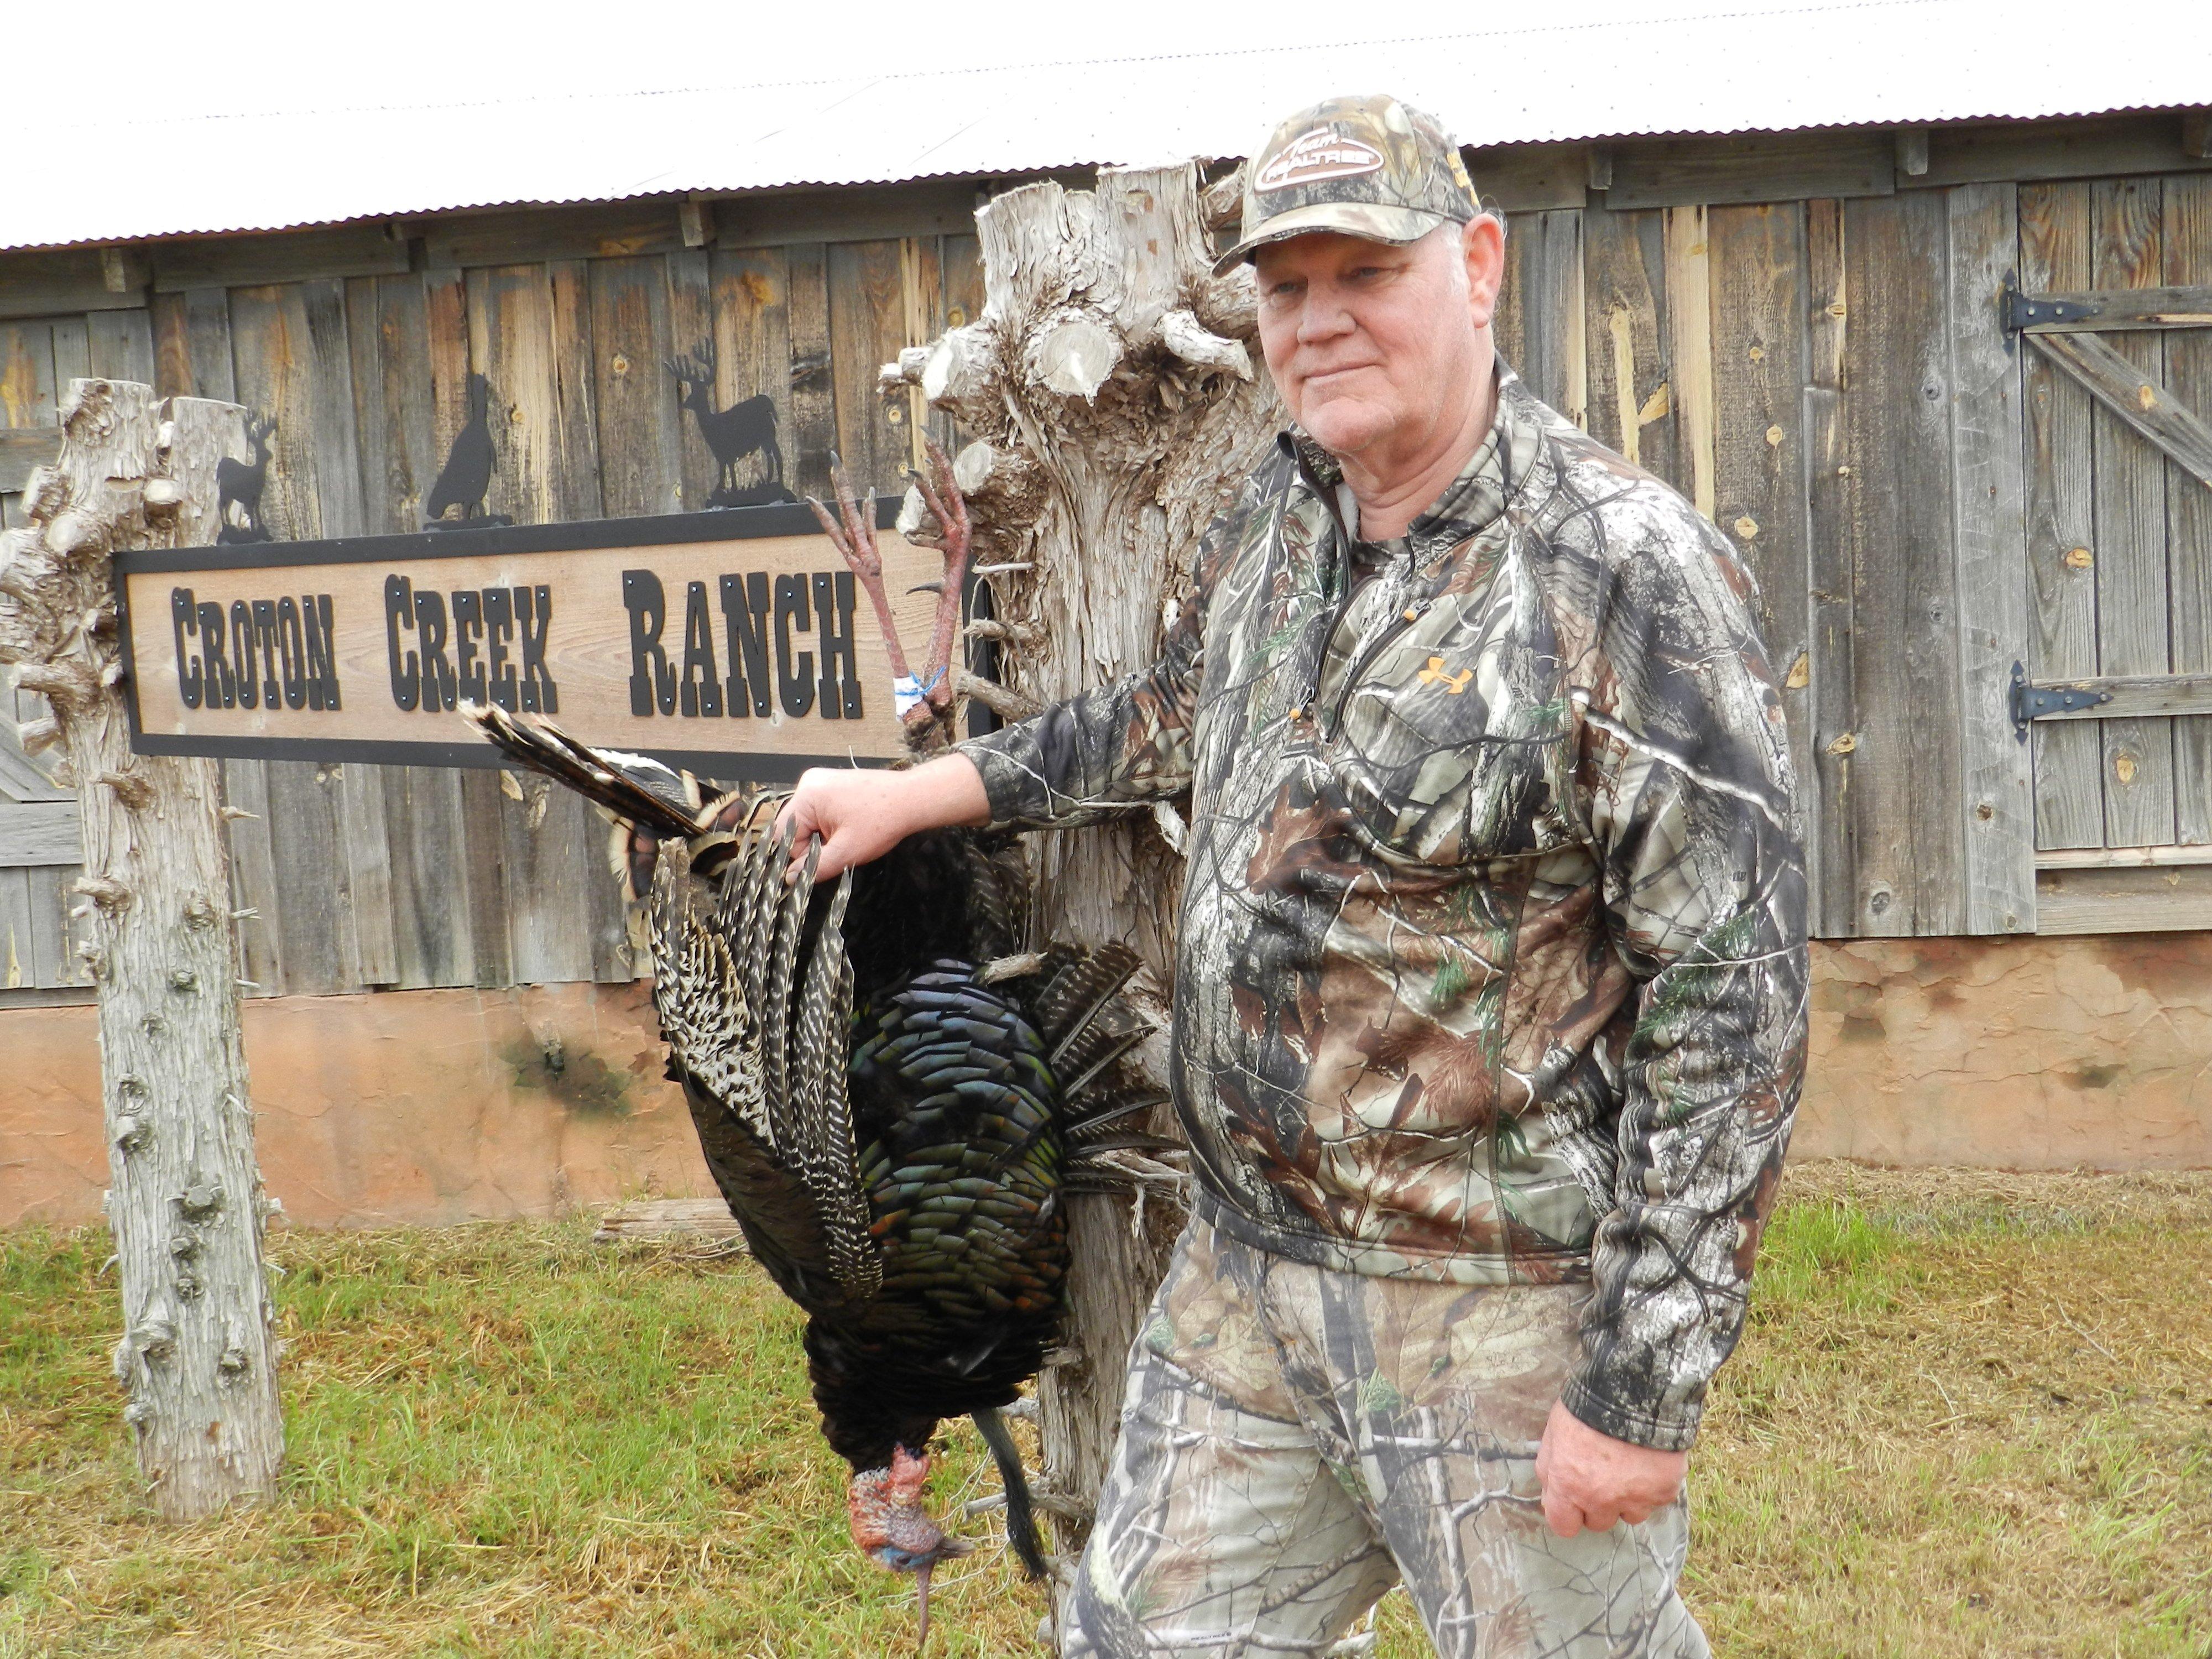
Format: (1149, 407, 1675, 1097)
(806, 441, 971, 754)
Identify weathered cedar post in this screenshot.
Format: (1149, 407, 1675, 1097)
(885, 164, 1280, 1547)
(0, 380, 283, 1517)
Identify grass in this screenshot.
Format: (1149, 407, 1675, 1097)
(3, 1163, 2209, 1657)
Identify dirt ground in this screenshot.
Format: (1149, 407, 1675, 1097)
(3, 1161, 2208, 1657)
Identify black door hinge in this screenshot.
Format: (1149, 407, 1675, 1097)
(2010, 660, 2112, 741)
(2000, 274, 2098, 335)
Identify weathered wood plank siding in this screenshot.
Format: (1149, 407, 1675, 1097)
(8, 127, 2212, 989)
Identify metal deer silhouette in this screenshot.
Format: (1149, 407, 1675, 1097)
(666, 345, 787, 507)
(214, 411, 276, 545)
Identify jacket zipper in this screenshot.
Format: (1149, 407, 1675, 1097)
(1291, 455, 1434, 738)
(1324, 595, 1429, 739)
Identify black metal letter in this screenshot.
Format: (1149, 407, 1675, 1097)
(483, 587, 517, 711)
(415, 588, 457, 712)
(171, 587, 202, 710)
(773, 573, 814, 717)
(303, 594, 341, 711)
(624, 569, 675, 717)
(251, 598, 281, 708)
(679, 580, 722, 718)
(811, 570, 863, 720)
(197, 601, 236, 708)
(384, 575, 420, 711)
(518, 584, 558, 713)
(719, 571, 771, 717)
(452, 588, 487, 706)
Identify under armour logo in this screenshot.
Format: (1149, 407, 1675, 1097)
(1418, 656, 1473, 694)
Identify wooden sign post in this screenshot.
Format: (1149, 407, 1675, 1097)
(0, 380, 283, 1519)
(113, 500, 941, 780)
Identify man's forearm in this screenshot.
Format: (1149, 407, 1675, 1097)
(901, 753, 993, 831)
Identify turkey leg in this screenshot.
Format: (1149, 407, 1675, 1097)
(807, 440, 972, 752)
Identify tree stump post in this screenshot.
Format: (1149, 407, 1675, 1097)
(0, 380, 283, 1519)
(886, 163, 1281, 1567)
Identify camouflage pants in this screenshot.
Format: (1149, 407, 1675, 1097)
(1063, 1215, 1707, 1658)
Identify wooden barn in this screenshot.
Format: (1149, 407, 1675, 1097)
(7, 11, 2212, 1225)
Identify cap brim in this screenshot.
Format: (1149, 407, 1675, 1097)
(1210, 203, 1455, 277)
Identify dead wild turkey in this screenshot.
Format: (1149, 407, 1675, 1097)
(467, 443, 1160, 1645)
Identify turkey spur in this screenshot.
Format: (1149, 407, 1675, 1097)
(465, 443, 1161, 1642)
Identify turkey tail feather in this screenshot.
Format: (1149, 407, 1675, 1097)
(463, 705, 699, 839)
(1032, 946, 1144, 1067)
(972, 1406, 1048, 1580)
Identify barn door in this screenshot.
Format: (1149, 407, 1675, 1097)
(2008, 178, 2212, 932)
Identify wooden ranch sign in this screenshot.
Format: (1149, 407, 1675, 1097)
(114, 502, 938, 780)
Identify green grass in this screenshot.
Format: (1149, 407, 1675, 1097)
(4, 1165, 2210, 1657)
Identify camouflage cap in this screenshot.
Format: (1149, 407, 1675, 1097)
(1214, 93, 1481, 276)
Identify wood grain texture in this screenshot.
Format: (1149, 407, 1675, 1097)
(1, 320, 62, 432)
(1580, 202, 1675, 482)
(1663, 205, 1716, 518)
(1495, 210, 1584, 424)
(424, 202, 684, 270)
(2020, 183, 2104, 851)
(86, 310, 158, 386)
(1802, 199, 1859, 937)
(2013, 283, 2212, 331)
(2024, 672, 2212, 718)
(2025, 330, 2212, 487)
(1835, 190, 1964, 936)
(1608, 131, 1895, 210)
(588, 257, 684, 519)
(152, 223, 408, 292)
(785, 243, 835, 504)
(0, 428, 62, 493)
(0, 246, 149, 319)
(25, 862, 92, 989)
(2165, 176, 2212, 844)
(1709, 202, 1818, 880)
(2036, 860, 2212, 932)
(1944, 181, 2036, 933)
(0, 800, 82, 865)
(2089, 178, 2176, 848)
(1918, 114, 2212, 191)
(0, 865, 33, 988)
(827, 239, 912, 496)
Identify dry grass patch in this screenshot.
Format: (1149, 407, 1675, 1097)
(5, 1163, 2209, 1657)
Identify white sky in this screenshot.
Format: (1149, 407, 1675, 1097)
(6, 0, 1974, 124)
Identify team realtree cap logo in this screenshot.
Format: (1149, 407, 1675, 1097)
(1254, 127, 1386, 192)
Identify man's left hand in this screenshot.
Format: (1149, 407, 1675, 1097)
(1533, 1399, 1687, 1538)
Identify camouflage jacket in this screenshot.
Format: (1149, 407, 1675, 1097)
(958, 369, 1808, 1451)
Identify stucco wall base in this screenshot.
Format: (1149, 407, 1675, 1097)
(2, 980, 712, 1231)
(7, 931, 2210, 1231)
(1794, 931, 2211, 1169)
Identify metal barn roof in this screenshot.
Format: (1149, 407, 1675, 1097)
(6, 0, 2208, 252)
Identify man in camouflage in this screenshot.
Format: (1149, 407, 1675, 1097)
(785, 93, 1808, 1658)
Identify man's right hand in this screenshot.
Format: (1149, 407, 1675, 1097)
(774, 753, 992, 882)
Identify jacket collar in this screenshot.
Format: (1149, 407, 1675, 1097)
(1275, 363, 1531, 572)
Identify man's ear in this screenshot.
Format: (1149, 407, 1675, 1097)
(1463, 215, 1507, 330)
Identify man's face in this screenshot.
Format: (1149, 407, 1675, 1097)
(1253, 221, 1503, 463)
